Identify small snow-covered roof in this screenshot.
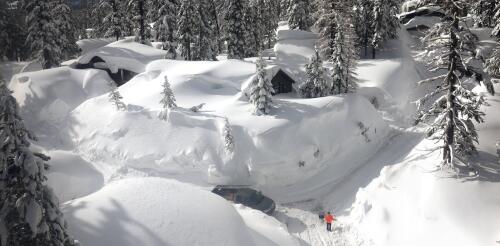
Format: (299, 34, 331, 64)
(77, 39, 167, 74)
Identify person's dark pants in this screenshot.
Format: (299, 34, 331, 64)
(326, 223, 332, 231)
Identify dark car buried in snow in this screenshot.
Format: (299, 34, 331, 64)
(212, 185, 276, 215)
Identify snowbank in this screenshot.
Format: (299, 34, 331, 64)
(64, 178, 259, 246)
(77, 39, 167, 74)
(348, 84, 500, 246)
(45, 150, 104, 202)
(8, 67, 111, 136)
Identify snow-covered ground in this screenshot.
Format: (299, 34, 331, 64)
(3, 24, 500, 246)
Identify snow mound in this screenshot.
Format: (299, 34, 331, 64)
(46, 150, 104, 202)
(64, 178, 259, 246)
(77, 39, 167, 74)
(8, 67, 111, 134)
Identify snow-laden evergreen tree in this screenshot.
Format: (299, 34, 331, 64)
(299, 48, 328, 98)
(25, 0, 62, 69)
(248, 55, 274, 115)
(259, 0, 279, 49)
(288, 0, 311, 30)
(160, 76, 177, 110)
(280, 0, 291, 20)
(331, 21, 357, 94)
(193, 0, 217, 61)
(107, 81, 126, 111)
(95, 0, 128, 41)
(207, 0, 224, 55)
(471, 0, 497, 27)
(159, 76, 177, 120)
(371, 0, 388, 59)
(0, 80, 78, 246)
(243, 1, 258, 57)
(353, 0, 374, 57)
(177, 0, 198, 60)
(416, 1, 495, 166)
(129, 0, 152, 44)
(493, 3, 500, 37)
(52, 0, 79, 59)
(225, 0, 246, 59)
(315, 0, 337, 61)
(222, 118, 235, 156)
(486, 45, 500, 78)
(148, 0, 178, 58)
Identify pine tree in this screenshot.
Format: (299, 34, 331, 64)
(316, 0, 337, 62)
(471, 0, 497, 27)
(486, 45, 500, 78)
(353, 0, 374, 57)
(149, 0, 178, 58)
(299, 48, 327, 98)
(371, 0, 388, 59)
(25, 0, 62, 69)
(129, 0, 152, 44)
(177, 0, 198, 60)
(108, 81, 126, 111)
(0, 80, 78, 246)
(288, 0, 311, 30)
(248, 55, 274, 115)
(52, 0, 79, 59)
(95, 0, 128, 41)
(243, 1, 258, 57)
(493, 3, 500, 37)
(193, 0, 217, 61)
(225, 0, 246, 59)
(262, 0, 279, 49)
(160, 76, 177, 110)
(331, 24, 351, 94)
(416, 1, 495, 166)
(222, 118, 235, 156)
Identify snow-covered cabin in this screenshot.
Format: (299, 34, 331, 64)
(243, 65, 297, 96)
(76, 39, 167, 85)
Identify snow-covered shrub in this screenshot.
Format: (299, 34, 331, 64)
(108, 81, 126, 111)
(222, 118, 235, 157)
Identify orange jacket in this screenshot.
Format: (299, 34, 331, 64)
(324, 214, 335, 223)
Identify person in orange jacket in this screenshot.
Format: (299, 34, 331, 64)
(324, 212, 335, 232)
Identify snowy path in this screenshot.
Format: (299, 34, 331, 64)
(272, 29, 427, 246)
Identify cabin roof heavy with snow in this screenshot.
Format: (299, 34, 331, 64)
(271, 69, 296, 95)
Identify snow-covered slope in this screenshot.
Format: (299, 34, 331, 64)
(67, 58, 391, 195)
(8, 67, 111, 145)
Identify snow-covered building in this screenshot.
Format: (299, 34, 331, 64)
(76, 39, 167, 85)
